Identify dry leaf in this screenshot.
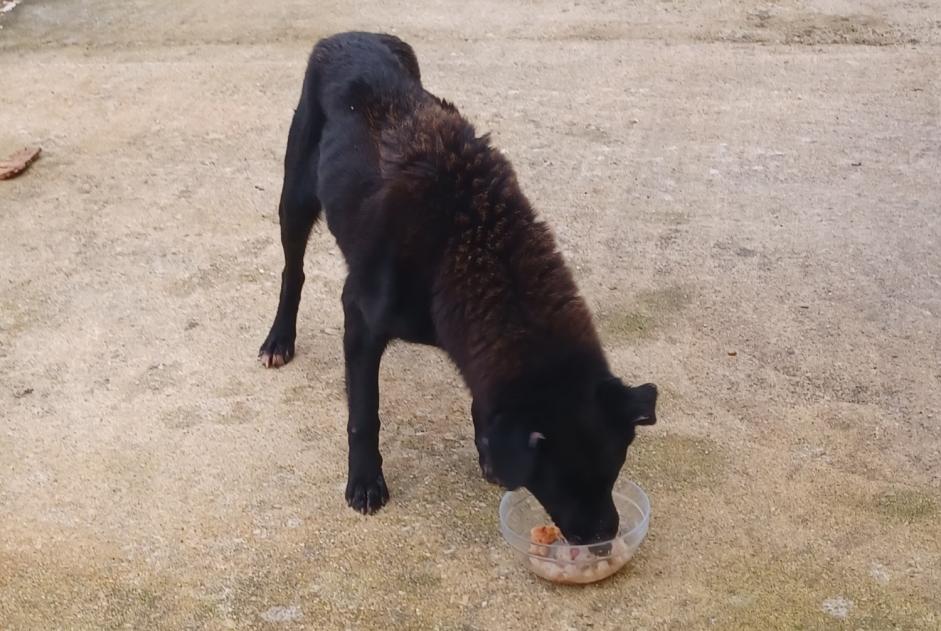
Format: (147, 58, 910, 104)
(0, 146, 41, 180)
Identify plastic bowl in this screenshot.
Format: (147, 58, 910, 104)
(498, 480, 650, 584)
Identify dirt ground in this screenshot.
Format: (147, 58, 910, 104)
(1, 0, 939, 629)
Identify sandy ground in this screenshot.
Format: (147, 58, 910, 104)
(1, 1, 940, 629)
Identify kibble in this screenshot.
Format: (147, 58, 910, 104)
(528, 529, 631, 584)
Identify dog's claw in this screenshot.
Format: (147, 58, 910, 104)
(481, 467, 499, 485)
(345, 471, 389, 514)
(478, 455, 499, 485)
(258, 332, 294, 368)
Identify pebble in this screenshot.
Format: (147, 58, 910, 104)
(821, 596, 853, 620)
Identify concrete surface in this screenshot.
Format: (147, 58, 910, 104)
(1, 0, 940, 629)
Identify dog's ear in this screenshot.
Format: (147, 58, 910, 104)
(482, 414, 542, 490)
(598, 378, 658, 427)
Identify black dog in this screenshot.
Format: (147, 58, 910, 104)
(260, 32, 657, 544)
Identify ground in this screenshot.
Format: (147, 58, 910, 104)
(1, 1, 939, 629)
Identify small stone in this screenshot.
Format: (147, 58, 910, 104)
(260, 605, 302, 623)
(821, 596, 853, 620)
(870, 563, 890, 585)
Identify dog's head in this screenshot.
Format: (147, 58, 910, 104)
(481, 377, 657, 544)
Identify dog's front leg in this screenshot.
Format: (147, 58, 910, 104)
(472, 399, 498, 484)
(342, 280, 390, 514)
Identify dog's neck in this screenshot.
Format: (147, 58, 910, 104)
(428, 165, 606, 400)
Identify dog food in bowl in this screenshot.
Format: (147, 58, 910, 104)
(499, 480, 650, 584)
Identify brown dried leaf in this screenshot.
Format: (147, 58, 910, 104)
(0, 146, 41, 180)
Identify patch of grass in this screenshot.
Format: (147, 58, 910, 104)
(871, 489, 938, 522)
(626, 433, 726, 492)
(0, 553, 218, 630)
(396, 570, 443, 589)
(637, 286, 692, 313)
(297, 425, 320, 442)
(708, 552, 941, 629)
(598, 286, 692, 343)
(600, 311, 653, 340)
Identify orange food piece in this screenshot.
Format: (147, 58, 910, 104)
(530, 525, 562, 545)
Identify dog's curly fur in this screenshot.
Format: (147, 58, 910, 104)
(259, 32, 657, 543)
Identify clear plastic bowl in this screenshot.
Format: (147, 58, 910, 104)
(498, 480, 650, 584)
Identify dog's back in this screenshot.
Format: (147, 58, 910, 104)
(308, 35, 602, 392)
(292, 32, 603, 396)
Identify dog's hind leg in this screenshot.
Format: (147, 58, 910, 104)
(260, 69, 324, 368)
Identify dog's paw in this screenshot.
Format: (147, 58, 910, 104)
(479, 457, 499, 485)
(258, 329, 295, 368)
(482, 467, 499, 486)
(345, 470, 390, 515)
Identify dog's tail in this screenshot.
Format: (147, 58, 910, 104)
(375, 33, 422, 82)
